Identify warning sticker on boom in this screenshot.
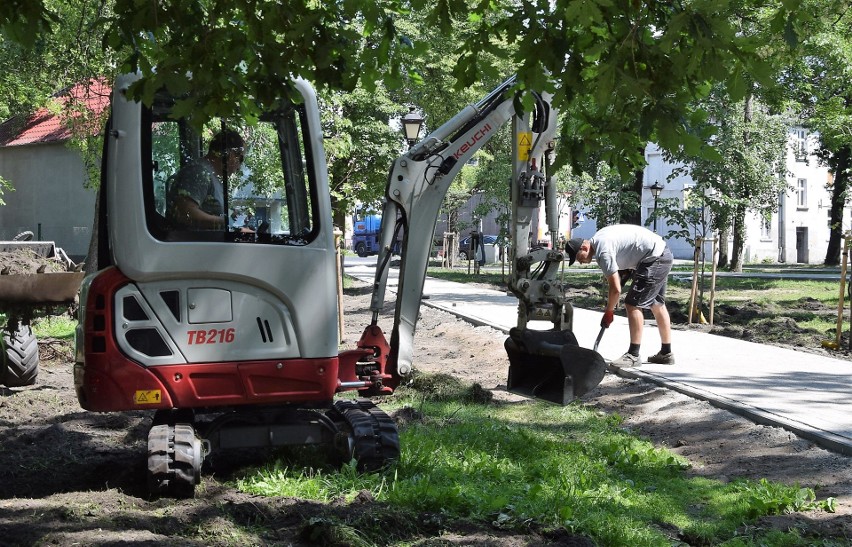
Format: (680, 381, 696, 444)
(134, 390, 162, 404)
(517, 132, 532, 161)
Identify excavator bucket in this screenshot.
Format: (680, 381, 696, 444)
(505, 328, 607, 405)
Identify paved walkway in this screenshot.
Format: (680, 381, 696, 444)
(347, 260, 852, 457)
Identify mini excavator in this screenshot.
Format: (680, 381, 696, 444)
(74, 74, 606, 496)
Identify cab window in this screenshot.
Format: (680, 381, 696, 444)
(143, 94, 318, 244)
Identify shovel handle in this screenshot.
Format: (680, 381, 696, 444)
(593, 326, 606, 352)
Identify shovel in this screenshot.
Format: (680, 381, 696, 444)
(593, 326, 606, 352)
(505, 327, 608, 405)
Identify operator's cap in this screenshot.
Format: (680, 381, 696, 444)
(565, 238, 584, 266)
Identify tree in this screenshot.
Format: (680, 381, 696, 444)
(664, 88, 788, 271)
(319, 84, 403, 231)
(1, 0, 114, 119)
(6, 0, 833, 263)
(790, 6, 852, 265)
(563, 161, 639, 231)
(4, 0, 813, 177)
(390, 10, 514, 238)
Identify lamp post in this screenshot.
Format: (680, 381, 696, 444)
(401, 106, 424, 149)
(649, 181, 664, 233)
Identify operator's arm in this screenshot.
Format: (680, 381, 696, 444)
(172, 195, 225, 230)
(605, 272, 622, 312)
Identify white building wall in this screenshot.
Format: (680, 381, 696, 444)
(643, 145, 696, 258)
(775, 129, 840, 264)
(642, 128, 842, 265)
(0, 142, 96, 260)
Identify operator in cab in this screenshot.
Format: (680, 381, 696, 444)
(168, 129, 245, 230)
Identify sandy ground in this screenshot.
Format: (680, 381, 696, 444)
(0, 278, 851, 545)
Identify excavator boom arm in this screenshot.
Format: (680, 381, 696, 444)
(368, 78, 558, 378)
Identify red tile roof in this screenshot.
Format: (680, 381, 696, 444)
(0, 79, 111, 147)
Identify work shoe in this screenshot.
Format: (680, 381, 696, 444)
(610, 352, 640, 368)
(648, 352, 675, 365)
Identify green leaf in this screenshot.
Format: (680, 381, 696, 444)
(783, 16, 798, 49)
(727, 68, 747, 101)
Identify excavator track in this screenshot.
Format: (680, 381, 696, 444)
(147, 422, 204, 498)
(332, 399, 400, 471)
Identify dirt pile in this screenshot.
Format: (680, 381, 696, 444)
(0, 250, 69, 275)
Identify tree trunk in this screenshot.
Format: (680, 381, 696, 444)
(84, 188, 100, 275)
(824, 144, 851, 265)
(728, 93, 752, 273)
(620, 154, 644, 225)
(448, 208, 459, 235)
(333, 205, 347, 240)
(717, 227, 729, 268)
(729, 204, 746, 272)
(329, 195, 348, 248)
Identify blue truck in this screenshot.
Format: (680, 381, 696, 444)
(352, 212, 382, 257)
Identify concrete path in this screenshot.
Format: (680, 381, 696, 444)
(346, 258, 852, 456)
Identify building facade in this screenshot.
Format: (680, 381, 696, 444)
(0, 81, 109, 261)
(641, 128, 842, 264)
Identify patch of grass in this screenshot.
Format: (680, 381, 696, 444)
(59, 502, 102, 522)
(342, 274, 357, 289)
(428, 267, 851, 350)
(32, 314, 76, 339)
(720, 529, 848, 547)
(424, 267, 509, 286)
(300, 517, 374, 547)
(236, 375, 833, 546)
(189, 516, 269, 547)
(403, 370, 493, 404)
(428, 268, 844, 307)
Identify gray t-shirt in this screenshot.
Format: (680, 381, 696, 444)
(169, 159, 224, 221)
(590, 224, 666, 277)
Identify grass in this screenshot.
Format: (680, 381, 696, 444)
(427, 267, 844, 306)
(426, 267, 848, 339)
(1, 312, 77, 339)
(31, 314, 76, 339)
(235, 374, 837, 546)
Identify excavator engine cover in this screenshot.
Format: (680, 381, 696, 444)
(505, 328, 607, 405)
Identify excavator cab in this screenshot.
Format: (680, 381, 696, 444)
(79, 76, 342, 409)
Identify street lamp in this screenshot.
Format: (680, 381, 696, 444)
(649, 181, 664, 233)
(401, 106, 424, 149)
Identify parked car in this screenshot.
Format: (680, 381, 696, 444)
(458, 234, 498, 261)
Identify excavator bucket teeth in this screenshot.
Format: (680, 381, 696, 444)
(505, 328, 607, 405)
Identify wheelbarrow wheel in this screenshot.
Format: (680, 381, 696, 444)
(12, 231, 34, 241)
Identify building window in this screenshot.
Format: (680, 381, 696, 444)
(795, 128, 808, 161)
(761, 216, 772, 240)
(797, 178, 807, 209)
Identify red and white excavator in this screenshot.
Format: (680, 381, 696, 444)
(74, 74, 607, 496)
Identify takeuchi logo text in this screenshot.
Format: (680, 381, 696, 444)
(452, 123, 493, 159)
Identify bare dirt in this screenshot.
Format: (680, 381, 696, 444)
(0, 250, 69, 274)
(1, 276, 851, 545)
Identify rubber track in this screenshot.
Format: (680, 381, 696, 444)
(333, 399, 400, 471)
(1, 324, 39, 387)
(147, 423, 198, 498)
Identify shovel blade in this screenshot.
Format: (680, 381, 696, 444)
(505, 328, 607, 405)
